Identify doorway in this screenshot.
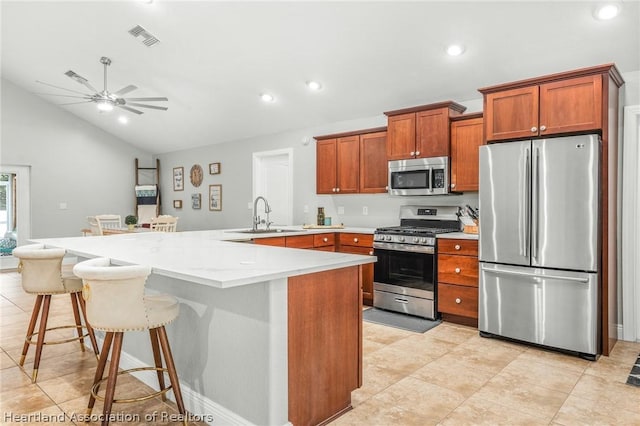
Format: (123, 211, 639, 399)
(252, 149, 293, 226)
(0, 165, 31, 269)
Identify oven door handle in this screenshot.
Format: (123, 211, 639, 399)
(394, 297, 410, 304)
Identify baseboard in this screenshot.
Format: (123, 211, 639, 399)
(90, 336, 255, 426)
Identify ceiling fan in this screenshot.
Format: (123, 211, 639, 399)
(35, 56, 168, 115)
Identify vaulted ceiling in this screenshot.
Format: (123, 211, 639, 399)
(2, 1, 638, 154)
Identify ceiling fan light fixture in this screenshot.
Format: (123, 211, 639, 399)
(446, 44, 465, 56)
(306, 80, 323, 91)
(260, 93, 275, 103)
(594, 3, 620, 20)
(97, 99, 114, 112)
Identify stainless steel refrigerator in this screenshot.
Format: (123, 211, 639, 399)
(478, 134, 600, 359)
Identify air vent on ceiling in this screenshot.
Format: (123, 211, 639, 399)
(128, 25, 160, 47)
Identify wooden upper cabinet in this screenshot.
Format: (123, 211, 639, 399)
(481, 70, 605, 142)
(386, 113, 416, 160)
(316, 139, 337, 194)
(359, 131, 388, 193)
(450, 114, 483, 192)
(539, 75, 602, 135)
(336, 136, 360, 194)
(315, 127, 387, 195)
(417, 107, 452, 157)
(385, 101, 466, 161)
(484, 86, 539, 141)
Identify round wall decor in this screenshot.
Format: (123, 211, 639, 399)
(190, 164, 203, 187)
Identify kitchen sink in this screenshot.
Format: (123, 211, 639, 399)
(230, 228, 306, 234)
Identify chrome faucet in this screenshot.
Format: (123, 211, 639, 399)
(252, 196, 272, 231)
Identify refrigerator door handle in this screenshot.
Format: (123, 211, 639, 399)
(532, 146, 540, 261)
(523, 147, 530, 258)
(480, 266, 589, 283)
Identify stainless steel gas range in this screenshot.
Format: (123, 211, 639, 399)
(373, 205, 461, 319)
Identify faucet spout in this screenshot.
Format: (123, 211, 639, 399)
(252, 196, 272, 231)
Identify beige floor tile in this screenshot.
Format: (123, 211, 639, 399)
(449, 343, 522, 375)
(499, 355, 582, 393)
(438, 393, 549, 425)
(20, 350, 98, 382)
(411, 353, 495, 397)
(0, 349, 17, 370)
(388, 333, 458, 359)
(0, 382, 55, 413)
(553, 393, 640, 425)
(607, 340, 640, 365)
(570, 373, 640, 413)
(362, 322, 414, 345)
(519, 346, 591, 373)
(424, 322, 477, 344)
(584, 354, 637, 384)
(351, 362, 406, 406)
(362, 337, 386, 355)
(364, 342, 435, 376)
(332, 398, 439, 426)
(0, 365, 35, 392)
(474, 373, 569, 422)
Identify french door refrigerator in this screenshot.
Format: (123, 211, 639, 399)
(478, 134, 600, 359)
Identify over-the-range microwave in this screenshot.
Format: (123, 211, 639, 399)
(388, 156, 450, 196)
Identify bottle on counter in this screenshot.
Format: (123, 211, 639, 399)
(317, 207, 325, 226)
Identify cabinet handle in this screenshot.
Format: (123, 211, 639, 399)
(454, 244, 461, 250)
(455, 298, 462, 304)
(451, 183, 456, 189)
(336, 188, 340, 192)
(531, 126, 538, 133)
(323, 237, 328, 242)
(353, 238, 359, 243)
(455, 267, 461, 274)
(332, 188, 336, 192)
(369, 250, 374, 255)
(410, 151, 415, 156)
(415, 151, 420, 156)
(540, 125, 547, 131)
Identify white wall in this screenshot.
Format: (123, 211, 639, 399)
(0, 78, 153, 238)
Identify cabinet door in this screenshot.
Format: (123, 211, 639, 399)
(451, 117, 483, 192)
(316, 139, 337, 194)
(485, 86, 539, 141)
(336, 136, 359, 194)
(254, 237, 286, 247)
(539, 75, 602, 135)
(416, 107, 450, 158)
(339, 245, 374, 306)
(359, 131, 388, 193)
(286, 235, 315, 249)
(386, 113, 416, 160)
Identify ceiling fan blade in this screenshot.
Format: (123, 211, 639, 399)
(64, 70, 98, 93)
(33, 92, 91, 99)
(113, 85, 137, 96)
(58, 101, 94, 106)
(117, 105, 144, 115)
(126, 102, 168, 111)
(123, 97, 168, 102)
(35, 80, 90, 96)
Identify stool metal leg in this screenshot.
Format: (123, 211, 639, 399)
(20, 294, 43, 366)
(87, 332, 114, 420)
(102, 332, 123, 426)
(70, 293, 86, 352)
(77, 294, 100, 357)
(149, 328, 167, 402)
(32, 294, 52, 383)
(157, 326, 187, 422)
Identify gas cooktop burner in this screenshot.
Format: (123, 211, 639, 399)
(375, 226, 458, 236)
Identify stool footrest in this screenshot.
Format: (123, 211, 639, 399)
(25, 324, 91, 346)
(91, 366, 172, 404)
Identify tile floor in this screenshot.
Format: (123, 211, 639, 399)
(2, 269, 640, 425)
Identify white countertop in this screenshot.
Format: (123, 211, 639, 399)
(33, 227, 376, 289)
(437, 231, 479, 240)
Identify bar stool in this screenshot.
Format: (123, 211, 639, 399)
(72, 257, 186, 426)
(12, 243, 100, 383)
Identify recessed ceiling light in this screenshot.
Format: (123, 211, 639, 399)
(594, 3, 620, 20)
(260, 93, 275, 103)
(306, 81, 322, 91)
(118, 116, 129, 124)
(446, 44, 465, 56)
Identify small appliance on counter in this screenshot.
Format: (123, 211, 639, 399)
(373, 205, 461, 319)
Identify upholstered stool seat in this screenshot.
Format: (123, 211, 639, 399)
(73, 257, 186, 426)
(12, 243, 100, 383)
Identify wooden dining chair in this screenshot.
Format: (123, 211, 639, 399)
(149, 215, 178, 232)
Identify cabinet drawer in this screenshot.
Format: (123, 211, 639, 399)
(285, 235, 315, 249)
(438, 254, 478, 287)
(254, 237, 285, 247)
(339, 233, 373, 248)
(339, 246, 374, 256)
(438, 283, 478, 319)
(313, 233, 336, 247)
(314, 245, 336, 252)
(438, 239, 478, 256)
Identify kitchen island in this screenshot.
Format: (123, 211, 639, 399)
(33, 230, 376, 426)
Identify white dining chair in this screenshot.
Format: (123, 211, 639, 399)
(149, 215, 178, 232)
(95, 215, 122, 235)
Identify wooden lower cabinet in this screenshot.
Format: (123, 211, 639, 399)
(338, 233, 375, 306)
(437, 238, 479, 326)
(288, 266, 362, 426)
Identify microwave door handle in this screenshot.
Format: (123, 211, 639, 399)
(427, 168, 433, 193)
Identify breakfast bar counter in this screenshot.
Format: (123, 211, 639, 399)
(33, 230, 375, 426)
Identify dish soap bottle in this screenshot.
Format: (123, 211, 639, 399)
(317, 207, 325, 226)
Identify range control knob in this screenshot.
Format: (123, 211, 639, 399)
(385, 235, 392, 241)
(398, 237, 405, 242)
(413, 237, 419, 243)
(421, 238, 427, 243)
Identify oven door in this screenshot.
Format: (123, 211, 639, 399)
(373, 246, 436, 318)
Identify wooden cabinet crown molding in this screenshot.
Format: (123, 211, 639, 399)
(383, 100, 467, 117)
(478, 63, 624, 94)
(450, 112, 483, 121)
(314, 126, 387, 141)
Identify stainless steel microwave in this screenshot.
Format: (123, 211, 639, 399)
(388, 157, 450, 196)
